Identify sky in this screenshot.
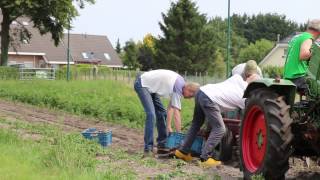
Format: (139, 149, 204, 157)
(71, 0, 320, 47)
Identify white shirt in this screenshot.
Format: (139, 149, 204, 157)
(200, 74, 248, 112)
(141, 69, 179, 97)
(232, 63, 263, 78)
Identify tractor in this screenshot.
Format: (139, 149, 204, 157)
(239, 43, 320, 179)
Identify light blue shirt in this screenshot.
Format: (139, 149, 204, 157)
(170, 76, 185, 110)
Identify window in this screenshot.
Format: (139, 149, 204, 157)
(104, 53, 111, 61)
(82, 52, 95, 59)
(22, 39, 29, 44)
(82, 52, 89, 59)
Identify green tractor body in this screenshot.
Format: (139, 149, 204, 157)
(239, 43, 320, 179)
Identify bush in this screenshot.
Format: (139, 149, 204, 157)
(262, 66, 283, 78)
(56, 65, 111, 80)
(0, 67, 19, 80)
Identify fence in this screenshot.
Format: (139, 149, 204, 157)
(57, 69, 224, 85)
(19, 68, 56, 80)
(0, 66, 224, 85)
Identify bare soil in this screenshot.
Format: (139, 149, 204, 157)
(0, 99, 319, 179)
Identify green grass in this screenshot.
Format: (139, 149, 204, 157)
(0, 118, 219, 180)
(0, 80, 194, 130)
(0, 121, 133, 179)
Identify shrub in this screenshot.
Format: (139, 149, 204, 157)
(262, 66, 284, 78)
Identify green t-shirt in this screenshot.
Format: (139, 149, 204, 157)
(283, 32, 313, 79)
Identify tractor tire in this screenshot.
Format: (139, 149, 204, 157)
(213, 128, 233, 162)
(240, 88, 293, 180)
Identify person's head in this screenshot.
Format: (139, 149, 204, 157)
(307, 19, 320, 38)
(182, 82, 200, 98)
(243, 60, 259, 79)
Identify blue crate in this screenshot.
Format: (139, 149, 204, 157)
(81, 128, 97, 140)
(166, 132, 185, 149)
(165, 132, 204, 154)
(98, 131, 112, 147)
(81, 128, 112, 147)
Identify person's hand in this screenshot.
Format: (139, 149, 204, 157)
(246, 74, 261, 83)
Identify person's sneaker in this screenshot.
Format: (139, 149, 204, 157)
(174, 150, 193, 162)
(199, 158, 221, 168)
(142, 151, 154, 159)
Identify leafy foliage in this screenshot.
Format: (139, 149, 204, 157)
(0, 80, 195, 129)
(262, 66, 284, 78)
(122, 40, 140, 70)
(137, 34, 157, 71)
(232, 13, 300, 43)
(238, 39, 274, 64)
(0, 0, 95, 65)
(115, 38, 121, 54)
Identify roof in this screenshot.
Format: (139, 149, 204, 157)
(63, 33, 123, 66)
(259, 32, 301, 66)
(0, 15, 123, 67)
(278, 32, 302, 44)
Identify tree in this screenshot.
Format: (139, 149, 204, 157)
(209, 49, 226, 78)
(123, 40, 140, 70)
(155, 0, 215, 73)
(238, 38, 274, 63)
(137, 34, 156, 71)
(232, 13, 300, 43)
(115, 38, 121, 54)
(206, 17, 248, 67)
(0, 0, 94, 66)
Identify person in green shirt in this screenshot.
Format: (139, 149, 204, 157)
(283, 19, 320, 94)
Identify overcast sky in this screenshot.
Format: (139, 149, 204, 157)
(71, 0, 320, 47)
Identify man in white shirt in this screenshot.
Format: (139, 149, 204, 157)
(175, 71, 260, 167)
(134, 69, 199, 157)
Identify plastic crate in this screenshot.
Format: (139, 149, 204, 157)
(165, 132, 204, 155)
(81, 128, 112, 147)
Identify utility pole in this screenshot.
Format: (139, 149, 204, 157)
(67, 18, 71, 81)
(226, 0, 231, 78)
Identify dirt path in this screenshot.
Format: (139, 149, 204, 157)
(0, 99, 319, 179)
(0, 99, 143, 153)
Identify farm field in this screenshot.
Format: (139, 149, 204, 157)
(0, 99, 237, 180)
(0, 80, 195, 130)
(0, 80, 319, 179)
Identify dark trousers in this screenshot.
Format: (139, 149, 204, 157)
(290, 76, 309, 95)
(134, 75, 167, 151)
(180, 90, 226, 160)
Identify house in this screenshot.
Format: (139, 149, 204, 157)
(0, 16, 123, 68)
(259, 32, 301, 68)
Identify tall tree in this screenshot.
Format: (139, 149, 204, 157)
(0, 0, 94, 66)
(115, 38, 121, 54)
(123, 40, 140, 70)
(137, 34, 156, 71)
(155, 0, 215, 73)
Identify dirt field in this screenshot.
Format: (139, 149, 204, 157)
(0, 99, 319, 179)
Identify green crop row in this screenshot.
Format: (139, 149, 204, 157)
(0, 80, 194, 129)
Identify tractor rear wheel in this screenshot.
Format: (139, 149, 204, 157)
(240, 88, 293, 180)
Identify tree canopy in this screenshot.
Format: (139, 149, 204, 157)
(0, 0, 95, 66)
(154, 0, 215, 73)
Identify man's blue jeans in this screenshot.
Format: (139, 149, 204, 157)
(134, 75, 167, 151)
